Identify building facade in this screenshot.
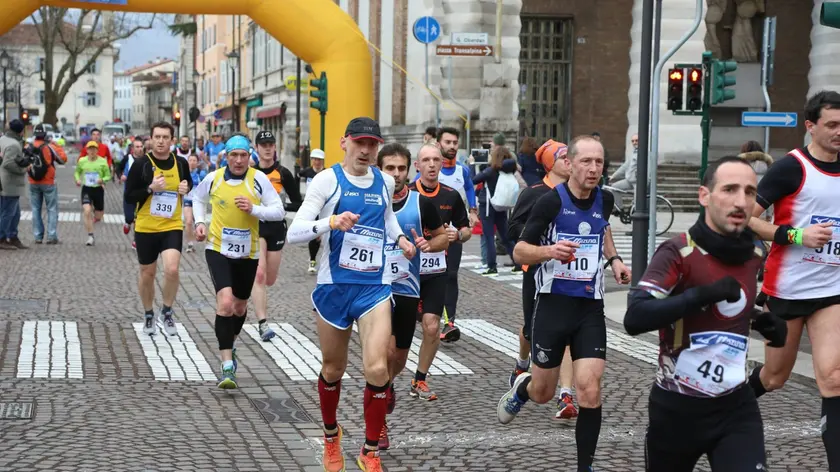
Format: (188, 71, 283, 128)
(127, 59, 176, 133)
(114, 72, 132, 124)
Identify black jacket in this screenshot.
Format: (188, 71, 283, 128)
(124, 152, 192, 208)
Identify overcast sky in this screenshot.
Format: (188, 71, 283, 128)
(115, 20, 179, 70)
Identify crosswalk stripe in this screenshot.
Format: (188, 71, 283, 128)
(17, 321, 83, 379)
(133, 322, 216, 381)
(20, 211, 125, 224)
(457, 318, 659, 366)
(352, 325, 472, 376)
(245, 323, 349, 381)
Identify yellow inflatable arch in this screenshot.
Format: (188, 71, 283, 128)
(2, 0, 373, 165)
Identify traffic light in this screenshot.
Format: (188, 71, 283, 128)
(188, 106, 200, 123)
(309, 71, 328, 114)
(687, 68, 703, 111)
(173, 110, 181, 127)
(711, 59, 737, 104)
(20, 107, 29, 125)
(821, 2, 840, 28)
(667, 68, 684, 111)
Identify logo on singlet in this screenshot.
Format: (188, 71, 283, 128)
(714, 288, 747, 319)
(344, 191, 360, 197)
(578, 222, 592, 235)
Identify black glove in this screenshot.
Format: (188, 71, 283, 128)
(755, 291, 767, 307)
(693, 275, 742, 305)
(751, 309, 787, 348)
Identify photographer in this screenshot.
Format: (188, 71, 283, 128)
(0, 119, 31, 250)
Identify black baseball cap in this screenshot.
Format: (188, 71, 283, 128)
(255, 130, 276, 144)
(344, 117, 383, 142)
(33, 124, 47, 137)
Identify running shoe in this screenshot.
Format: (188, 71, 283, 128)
(356, 448, 383, 472)
(409, 379, 438, 401)
(217, 365, 237, 389)
(160, 309, 178, 336)
(322, 426, 345, 472)
(498, 372, 530, 424)
(85, 235, 95, 246)
(131, 241, 136, 250)
(555, 392, 579, 419)
(258, 322, 276, 341)
(308, 260, 317, 274)
(122, 223, 130, 235)
(185, 242, 195, 253)
(481, 268, 499, 277)
(511, 265, 523, 273)
(378, 421, 390, 450)
(232, 348, 238, 372)
(440, 322, 460, 343)
(509, 364, 529, 388)
(143, 313, 156, 335)
(386, 383, 396, 414)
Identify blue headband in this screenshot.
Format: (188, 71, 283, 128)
(225, 135, 250, 153)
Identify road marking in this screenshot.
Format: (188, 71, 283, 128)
(20, 211, 125, 224)
(458, 318, 659, 366)
(352, 325, 472, 376)
(245, 323, 349, 381)
(17, 321, 83, 379)
(133, 322, 216, 382)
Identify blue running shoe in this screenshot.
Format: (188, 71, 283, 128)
(231, 348, 238, 372)
(217, 365, 237, 389)
(498, 372, 530, 424)
(258, 322, 276, 342)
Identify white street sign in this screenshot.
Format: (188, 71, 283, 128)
(451, 32, 489, 46)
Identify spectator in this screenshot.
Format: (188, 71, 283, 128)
(737, 140, 773, 184)
(204, 132, 226, 170)
(28, 124, 67, 244)
(423, 126, 437, 144)
(592, 131, 611, 185)
(609, 133, 638, 209)
(472, 145, 518, 275)
(517, 137, 543, 186)
(0, 119, 30, 249)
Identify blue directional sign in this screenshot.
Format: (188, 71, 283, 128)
(413, 16, 441, 44)
(741, 111, 798, 128)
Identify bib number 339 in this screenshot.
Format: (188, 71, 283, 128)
(339, 225, 384, 272)
(151, 191, 178, 218)
(673, 331, 748, 397)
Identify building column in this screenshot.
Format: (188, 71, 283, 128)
(809, 1, 840, 107)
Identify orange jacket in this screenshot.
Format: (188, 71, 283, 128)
(27, 140, 67, 185)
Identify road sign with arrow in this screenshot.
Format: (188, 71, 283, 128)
(741, 111, 798, 128)
(435, 45, 494, 57)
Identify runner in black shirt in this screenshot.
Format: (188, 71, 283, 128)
(300, 149, 326, 273)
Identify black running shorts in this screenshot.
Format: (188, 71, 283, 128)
(521, 265, 538, 342)
(764, 292, 840, 321)
(418, 274, 447, 317)
(530, 293, 606, 368)
(135, 230, 183, 265)
(392, 295, 419, 350)
(206, 249, 259, 300)
(259, 220, 287, 252)
(81, 186, 104, 212)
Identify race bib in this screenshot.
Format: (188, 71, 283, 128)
(221, 228, 251, 259)
(673, 331, 748, 397)
(384, 243, 410, 283)
(150, 191, 178, 218)
(420, 251, 447, 275)
(339, 225, 384, 272)
(803, 215, 840, 266)
(552, 233, 599, 281)
(84, 172, 99, 187)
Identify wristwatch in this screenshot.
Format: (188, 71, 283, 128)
(146, 186, 153, 194)
(604, 255, 623, 269)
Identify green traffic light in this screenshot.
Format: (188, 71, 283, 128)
(821, 2, 840, 28)
(309, 72, 328, 114)
(711, 59, 737, 105)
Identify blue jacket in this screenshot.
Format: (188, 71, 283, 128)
(517, 152, 544, 186)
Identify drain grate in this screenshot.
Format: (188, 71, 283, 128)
(249, 396, 314, 424)
(0, 402, 34, 420)
(0, 299, 46, 313)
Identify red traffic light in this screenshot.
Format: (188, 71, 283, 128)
(174, 111, 181, 119)
(689, 68, 702, 83)
(669, 70, 683, 81)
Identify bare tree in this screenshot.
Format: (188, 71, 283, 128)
(30, 8, 157, 126)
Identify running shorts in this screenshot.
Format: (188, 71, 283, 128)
(312, 284, 392, 330)
(764, 293, 840, 321)
(392, 294, 420, 349)
(206, 249, 259, 300)
(135, 230, 183, 265)
(530, 293, 606, 368)
(81, 186, 104, 212)
(259, 220, 287, 252)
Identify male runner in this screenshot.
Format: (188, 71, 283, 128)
(300, 149, 326, 273)
(191, 134, 285, 389)
(625, 156, 786, 471)
(175, 136, 192, 160)
(90, 128, 114, 173)
(747, 90, 840, 469)
(507, 139, 578, 420)
(74, 141, 111, 246)
(121, 138, 146, 248)
(287, 117, 415, 472)
(431, 127, 478, 341)
(124, 122, 192, 336)
(411, 144, 471, 401)
(251, 130, 303, 341)
(377, 142, 448, 449)
(183, 154, 207, 253)
(497, 135, 630, 472)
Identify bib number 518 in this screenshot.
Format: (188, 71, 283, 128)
(697, 360, 724, 384)
(815, 241, 840, 255)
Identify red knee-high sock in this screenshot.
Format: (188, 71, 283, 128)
(318, 373, 341, 436)
(363, 381, 390, 451)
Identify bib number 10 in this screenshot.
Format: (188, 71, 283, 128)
(696, 360, 724, 384)
(566, 258, 588, 271)
(350, 247, 374, 263)
(815, 241, 840, 256)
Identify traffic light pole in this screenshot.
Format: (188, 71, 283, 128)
(319, 111, 325, 152)
(699, 55, 713, 182)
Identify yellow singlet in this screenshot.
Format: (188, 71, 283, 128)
(135, 156, 184, 233)
(207, 168, 261, 259)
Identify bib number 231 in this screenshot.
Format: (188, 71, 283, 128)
(221, 228, 251, 258)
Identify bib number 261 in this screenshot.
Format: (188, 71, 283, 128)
(696, 360, 724, 384)
(349, 247, 374, 263)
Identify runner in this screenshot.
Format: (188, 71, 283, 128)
(191, 134, 286, 389)
(74, 141, 111, 246)
(251, 130, 303, 341)
(746, 90, 840, 469)
(183, 154, 207, 253)
(287, 117, 415, 472)
(507, 139, 578, 420)
(175, 136, 192, 160)
(377, 142, 448, 449)
(411, 144, 471, 401)
(90, 128, 114, 174)
(124, 122, 192, 336)
(121, 138, 146, 249)
(299, 149, 326, 273)
(625, 156, 786, 471)
(496, 135, 630, 472)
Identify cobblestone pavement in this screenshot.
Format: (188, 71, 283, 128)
(0, 166, 828, 471)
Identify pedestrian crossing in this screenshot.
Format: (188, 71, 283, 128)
(19, 211, 125, 224)
(10, 318, 657, 382)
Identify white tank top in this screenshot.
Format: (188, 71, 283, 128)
(438, 165, 467, 204)
(764, 148, 840, 300)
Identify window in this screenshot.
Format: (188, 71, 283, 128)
(83, 92, 99, 107)
(84, 61, 98, 75)
(220, 59, 228, 94)
(37, 90, 45, 104)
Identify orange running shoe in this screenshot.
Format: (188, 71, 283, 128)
(356, 448, 383, 472)
(378, 421, 390, 450)
(555, 392, 579, 419)
(409, 379, 438, 401)
(322, 426, 345, 472)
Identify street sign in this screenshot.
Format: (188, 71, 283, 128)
(413, 16, 441, 44)
(741, 111, 798, 128)
(436, 45, 494, 57)
(284, 75, 309, 91)
(452, 32, 489, 45)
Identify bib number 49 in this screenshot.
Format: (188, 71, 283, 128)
(349, 247, 374, 263)
(696, 360, 724, 384)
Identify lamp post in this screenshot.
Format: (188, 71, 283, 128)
(192, 69, 200, 146)
(15, 69, 23, 115)
(0, 50, 11, 130)
(226, 51, 239, 133)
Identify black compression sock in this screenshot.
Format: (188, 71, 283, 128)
(144, 310, 154, 317)
(748, 366, 767, 398)
(258, 318, 267, 326)
(162, 305, 172, 314)
(215, 315, 236, 350)
(515, 376, 531, 402)
(576, 406, 602, 471)
(414, 371, 427, 382)
(232, 312, 247, 335)
(822, 397, 840, 470)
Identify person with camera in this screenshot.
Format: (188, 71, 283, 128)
(27, 124, 67, 244)
(0, 119, 31, 250)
